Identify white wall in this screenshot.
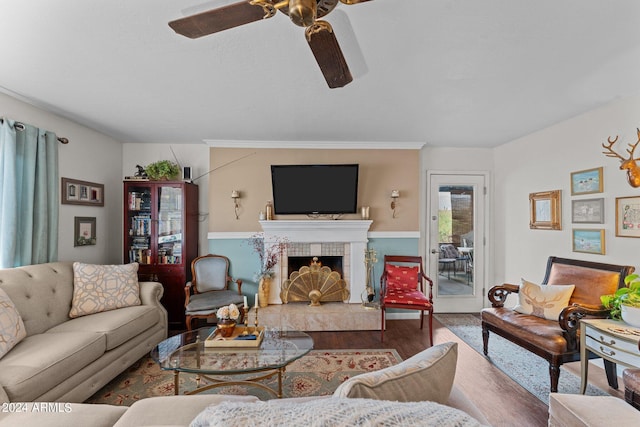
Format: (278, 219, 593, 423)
(1, 92, 123, 263)
(122, 143, 210, 256)
(494, 94, 640, 291)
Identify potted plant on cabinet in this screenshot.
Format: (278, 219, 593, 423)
(144, 160, 180, 180)
(601, 273, 640, 327)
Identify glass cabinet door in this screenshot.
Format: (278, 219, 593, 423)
(126, 186, 152, 264)
(156, 185, 183, 265)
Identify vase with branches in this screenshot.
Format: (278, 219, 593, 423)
(247, 234, 288, 307)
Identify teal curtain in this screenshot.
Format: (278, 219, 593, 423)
(0, 118, 59, 268)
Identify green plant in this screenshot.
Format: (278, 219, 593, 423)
(144, 160, 180, 180)
(601, 273, 640, 320)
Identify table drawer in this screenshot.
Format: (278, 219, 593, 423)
(585, 334, 640, 367)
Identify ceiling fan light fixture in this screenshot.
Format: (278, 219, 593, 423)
(289, 0, 317, 27)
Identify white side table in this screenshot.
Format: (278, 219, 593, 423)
(580, 318, 640, 394)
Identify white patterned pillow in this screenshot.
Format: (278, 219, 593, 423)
(0, 288, 27, 359)
(513, 279, 575, 321)
(69, 263, 141, 318)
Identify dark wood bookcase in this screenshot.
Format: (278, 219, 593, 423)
(123, 180, 199, 328)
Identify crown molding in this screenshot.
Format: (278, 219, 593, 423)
(203, 140, 425, 150)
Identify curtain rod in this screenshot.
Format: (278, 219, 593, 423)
(0, 118, 69, 144)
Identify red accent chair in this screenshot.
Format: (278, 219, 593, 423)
(380, 255, 434, 344)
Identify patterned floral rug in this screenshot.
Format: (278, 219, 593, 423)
(86, 349, 402, 406)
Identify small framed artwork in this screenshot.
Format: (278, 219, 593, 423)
(529, 190, 562, 230)
(572, 229, 605, 255)
(571, 198, 604, 224)
(74, 217, 96, 246)
(570, 167, 603, 195)
(62, 178, 104, 206)
(615, 195, 640, 238)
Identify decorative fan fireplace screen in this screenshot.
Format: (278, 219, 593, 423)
(280, 257, 349, 306)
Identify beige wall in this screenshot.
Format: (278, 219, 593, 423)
(494, 94, 640, 296)
(209, 148, 420, 232)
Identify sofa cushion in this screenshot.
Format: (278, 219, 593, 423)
(0, 288, 26, 360)
(0, 262, 75, 336)
(70, 262, 141, 318)
(0, 403, 126, 427)
(113, 395, 260, 427)
(333, 342, 457, 404)
(481, 307, 569, 354)
(513, 279, 574, 320)
(549, 393, 640, 427)
(0, 332, 105, 402)
(48, 305, 160, 350)
(190, 397, 484, 427)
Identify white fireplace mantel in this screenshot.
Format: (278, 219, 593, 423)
(259, 220, 373, 304)
(259, 220, 372, 243)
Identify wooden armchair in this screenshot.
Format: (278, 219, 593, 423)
(184, 254, 244, 331)
(380, 255, 434, 344)
(481, 256, 634, 392)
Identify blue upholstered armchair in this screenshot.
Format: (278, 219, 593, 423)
(184, 254, 244, 330)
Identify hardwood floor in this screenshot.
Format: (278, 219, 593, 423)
(178, 316, 626, 426)
(308, 317, 626, 427)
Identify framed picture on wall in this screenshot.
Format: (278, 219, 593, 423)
(615, 195, 640, 238)
(570, 167, 603, 195)
(572, 229, 605, 254)
(571, 198, 604, 224)
(62, 177, 104, 206)
(529, 190, 562, 230)
(74, 217, 96, 246)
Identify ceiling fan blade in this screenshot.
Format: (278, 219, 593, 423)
(169, 1, 274, 39)
(305, 21, 353, 89)
(339, 0, 373, 5)
(330, 9, 368, 79)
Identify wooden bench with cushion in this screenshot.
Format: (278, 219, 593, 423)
(481, 256, 634, 392)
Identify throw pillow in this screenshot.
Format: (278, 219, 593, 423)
(190, 397, 483, 427)
(385, 264, 419, 291)
(333, 342, 457, 404)
(69, 262, 141, 318)
(0, 288, 27, 359)
(513, 279, 575, 321)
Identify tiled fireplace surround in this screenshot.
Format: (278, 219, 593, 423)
(257, 220, 379, 331)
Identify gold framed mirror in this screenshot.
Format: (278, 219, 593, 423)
(529, 190, 562, 230)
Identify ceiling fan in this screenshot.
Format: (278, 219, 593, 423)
(168, 0, 372, 89)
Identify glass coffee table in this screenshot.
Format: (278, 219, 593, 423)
(151, 326, 314, 398)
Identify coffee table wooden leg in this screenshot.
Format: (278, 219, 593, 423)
(174, 370, 180, 395)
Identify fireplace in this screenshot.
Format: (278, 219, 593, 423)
(259, 220, 373, 305)
(287, 256, 343, 278)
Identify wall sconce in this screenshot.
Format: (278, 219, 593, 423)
(231, 190, 241, 219)
(390, 190, 400, 218)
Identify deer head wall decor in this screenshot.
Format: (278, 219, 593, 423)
(602, 128, 640, 188)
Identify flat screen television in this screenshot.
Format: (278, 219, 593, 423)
(271, 164, 359, 215)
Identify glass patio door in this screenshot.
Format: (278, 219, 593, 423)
(427, 173, 486, 312)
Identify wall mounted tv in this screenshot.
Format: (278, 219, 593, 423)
(271, 164, 359, 215)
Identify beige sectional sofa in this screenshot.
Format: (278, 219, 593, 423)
(0, 261, 167, 403)
(0, 342, 491, 426)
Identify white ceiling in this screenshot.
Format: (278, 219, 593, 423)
(1, 0, 639, 148)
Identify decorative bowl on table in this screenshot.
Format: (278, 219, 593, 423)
(621, 304, 640, 328)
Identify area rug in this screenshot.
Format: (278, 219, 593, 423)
(434, 313, 610, 403)
(86, 349, 402, 406)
